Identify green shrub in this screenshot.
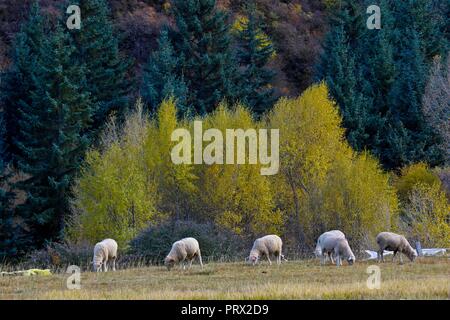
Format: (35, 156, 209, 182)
(128, 221, 246, 264)
(25, 241, 93, 270)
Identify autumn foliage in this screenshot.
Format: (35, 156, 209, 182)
(69, 84, 399, 250)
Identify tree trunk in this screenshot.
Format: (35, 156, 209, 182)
(287, 170, 305, 245)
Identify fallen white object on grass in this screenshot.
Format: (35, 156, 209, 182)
(364, 248, 447, 260)
(421, 248, 447, 256)
(365, 250, 393, 260)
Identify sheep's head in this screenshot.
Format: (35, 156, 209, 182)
(347, 255, 355, 265)
(314, 248, 322, 258)
(406, 248, 418, 262)
(247, 254, 259, 265)
(92, 260, 102, 272)
(164, 257, 175, 270)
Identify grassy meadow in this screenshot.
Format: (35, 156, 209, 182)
(1, 257, 449, 300)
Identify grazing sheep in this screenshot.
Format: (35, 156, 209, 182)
(333, 238, 356, 267)
(315, 230, 346, 265)
(92, 239, 118, 272)
(164, 237, 203, 271)
(376, 232, 417, 263)
(247, 235, 285, 265)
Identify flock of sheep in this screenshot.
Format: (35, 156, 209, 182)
(92, 231, 418, 272)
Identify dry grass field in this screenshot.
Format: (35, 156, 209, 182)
(1, 258, 449, 300)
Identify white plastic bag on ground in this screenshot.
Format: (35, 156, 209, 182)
(364, 248, 447, 260)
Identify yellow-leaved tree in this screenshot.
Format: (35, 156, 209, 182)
(395, 163, 441, 203)
(323, 152, 398, 247)
(404, 183, 450, 247)
(396, 163, 450, 247)
(69, 86, 400, 252)
(193, 104, 283, 237)
(68, 101, 162, 247)
(143, 98, 197, 221)
(268, 83, 398, 249)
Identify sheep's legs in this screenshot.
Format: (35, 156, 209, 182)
(111, 258, 116, 271)
(329, 252, 335, 264)
(267, 255, 272, 265)
(399, 254, 403, 264)
(321, 254, 327, 265)
(103, 261, 108, 272)
(188, 259, 193, 269)
(377, 250, 384, 263)
(392, 251, 397, 263)
(277, 253, 281, 265)
(198, 252, 204, 269)
(335, 255, 341, 267)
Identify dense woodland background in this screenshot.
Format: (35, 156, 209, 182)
(0, 0, 448, 265)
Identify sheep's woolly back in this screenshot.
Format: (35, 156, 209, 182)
(93, 243, 106, 265)
(325, 230, 345, 238)
(376, 232, 416, 256)
(335, 238, 355, 260)
(316, 230, 346, 255)
(93, 239, 118, 265)
(250, 235, 282, 258)
(166, 237, 200, 263)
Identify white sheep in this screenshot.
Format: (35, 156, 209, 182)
(376, 232, 417, 263)
(92, 239, 118, 272)
(247, 235, 286, 265)
(333, 238, 356, 266)
(164, 237, 203, 271)
(315, 230, 346, 265)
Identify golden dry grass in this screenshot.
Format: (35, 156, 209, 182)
(1, 258, 449, 300)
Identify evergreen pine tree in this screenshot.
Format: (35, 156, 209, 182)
(0, 2, 45, 162)
(71, 0, 132, 131)
(383, 1, 444, 168)
(235, 4, 276, 115)
(172, 0, 237, 115)
(411, 0, 448, 60)
(318, 0, 446, 168)
(0, 173, 18, 261)
(0, 111, 6, 163)
(0, 112, 21, 261)
(328, 0, 366, 49)
(16, 24, 92, 245)
(141, 27, 189, 115)
(358, 0, 396, 157)
(317, 2, 370, 151)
